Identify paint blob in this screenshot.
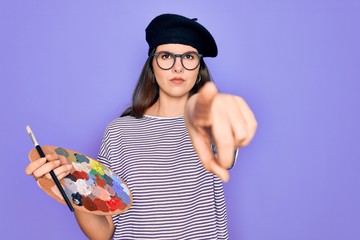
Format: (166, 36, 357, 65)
(97, 186, 111, 201)
(82, 196, 97, 211)
(72, 192, 83, 206)
(94, 198, 109, 212)
(104, 184, 116, 197)
(75, 153, 90, 163)
(76, 179, 92, 195)
(72, 171, 89, 180)
(56, 147, 76, 162)
(95, 175, 106, 187)
(106, 198, 126, 211)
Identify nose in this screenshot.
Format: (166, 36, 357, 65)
(172, 56, 184, 73)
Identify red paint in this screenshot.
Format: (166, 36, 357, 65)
(82, 196, 97, 211)
(106, 197, 126, 212)
(94, 198, 109, 212)
(95, 175, 106, 187)
(72, 171, 89, 180)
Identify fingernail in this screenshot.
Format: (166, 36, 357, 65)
(54, 160, 60, 165)
(39, 157, 47, 163)
(66, 164, 72, 170)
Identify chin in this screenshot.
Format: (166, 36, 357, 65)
(161, 89, 191, 99)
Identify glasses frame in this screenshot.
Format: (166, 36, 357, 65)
(152, 51, 203, 71)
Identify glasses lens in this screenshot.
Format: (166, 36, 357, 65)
(156, 52, 175, 70)
(181, 52, 200, 70)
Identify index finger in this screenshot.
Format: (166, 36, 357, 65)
(46, 152, 69, 166)
(193, 82, 219, 121)
(25, 157, 47, 175)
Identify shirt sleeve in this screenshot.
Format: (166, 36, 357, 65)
(97, 126, 113, 169)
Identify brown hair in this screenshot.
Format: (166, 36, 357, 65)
(121, 55, 213, 118)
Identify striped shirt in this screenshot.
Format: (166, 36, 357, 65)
(98, 115, 228, 239)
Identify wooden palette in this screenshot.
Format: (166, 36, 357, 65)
(28, 146, 132, 215)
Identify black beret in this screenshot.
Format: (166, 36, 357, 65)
(145, 13, 218, 57)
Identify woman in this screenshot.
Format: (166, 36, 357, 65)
(25, 13, 257, 239)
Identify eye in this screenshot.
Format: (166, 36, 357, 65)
(183, 53, 196, 60)
(159, 52, 173, 60)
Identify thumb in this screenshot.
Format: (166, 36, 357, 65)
(190, 129, 230, 182)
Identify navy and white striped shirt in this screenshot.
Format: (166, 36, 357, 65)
(98, 115, 228, 239)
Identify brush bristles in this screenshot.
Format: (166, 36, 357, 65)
(26, 125, 38, 146)
(26, 125, 32, 135)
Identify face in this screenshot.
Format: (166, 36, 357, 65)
(152, 44, 200, 100)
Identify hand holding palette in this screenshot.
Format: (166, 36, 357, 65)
(28, 145, 132, 215)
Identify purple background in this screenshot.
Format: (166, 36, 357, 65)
(1, 0, 359, 239)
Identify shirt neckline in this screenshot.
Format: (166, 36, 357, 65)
(143, 114, 184, 120)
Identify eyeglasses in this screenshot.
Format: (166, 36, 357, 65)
(152, 51, 203, 71)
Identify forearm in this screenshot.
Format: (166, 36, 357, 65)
(74, 210, 114, 240)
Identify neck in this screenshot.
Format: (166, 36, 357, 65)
(145, 94, 188, 117)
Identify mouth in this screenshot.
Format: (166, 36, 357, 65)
(170, 77, 185, 84)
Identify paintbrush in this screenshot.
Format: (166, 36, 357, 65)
(26, 125, 74, 212)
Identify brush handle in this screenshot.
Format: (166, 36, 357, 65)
(36, 145, 74, 212)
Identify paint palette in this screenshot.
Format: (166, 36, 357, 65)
(28, 146, 132, 215)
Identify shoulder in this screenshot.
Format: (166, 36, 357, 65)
(106, 115, 138, 129)
(103, 115, 147, 136)
(100, 116, 136, 146)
